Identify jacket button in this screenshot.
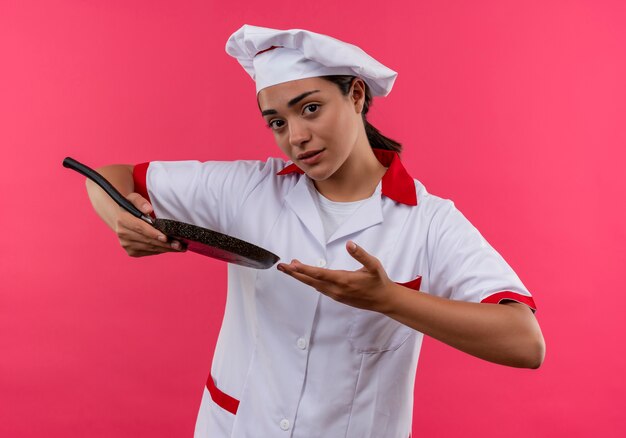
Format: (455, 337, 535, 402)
(279, 418, 290, 430)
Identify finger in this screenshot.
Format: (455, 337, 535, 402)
(279, 260, 354, 292)
(126, 192, 153, 215)
(134, 236, 186, 252)
(278, 264, 359, 304)
(122, 234, 184, 251)
(128, 245, 182, 257)
(117, 212, 168, 243)
(123, 241, 180, 256)
(287, 259, 336, 281)
(346, 241, 380, 271)
(278, 263, 327, 291)
(117, 217, 181, 249)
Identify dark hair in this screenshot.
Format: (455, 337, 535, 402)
(321, 75, 402, 153)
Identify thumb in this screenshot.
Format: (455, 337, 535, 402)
(346, 241, 379, 271)
(126, 192, 153, 215)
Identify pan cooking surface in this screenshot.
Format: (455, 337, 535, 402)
(155, 218, 279, 269)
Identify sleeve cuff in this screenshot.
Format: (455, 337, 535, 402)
(481, 291, 537, 312)
(397, 276, 422, 291)
(132, 162, 155, 218)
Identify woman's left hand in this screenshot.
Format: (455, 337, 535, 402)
(278, 242, 545, 368)
(277, 241, 394, 313)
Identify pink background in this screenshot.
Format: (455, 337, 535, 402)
(1, 0, 625, 436)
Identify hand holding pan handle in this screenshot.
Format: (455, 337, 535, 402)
(63, 157, 280, 269)
(62, 157, 155, 225)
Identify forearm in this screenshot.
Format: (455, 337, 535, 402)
(85, 164, 135, 230)
(384, 284, 545, 368)
(278, 242, 545, 368)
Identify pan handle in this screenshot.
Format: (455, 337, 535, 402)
(63, 157, 151, 223)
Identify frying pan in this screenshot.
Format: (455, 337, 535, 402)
(63, 157, 280, 269)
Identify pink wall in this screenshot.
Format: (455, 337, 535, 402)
(1, 0, 625, 436)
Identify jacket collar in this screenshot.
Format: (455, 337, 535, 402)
(277, 148, 417, 206)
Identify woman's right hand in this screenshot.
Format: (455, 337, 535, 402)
(114, 192, 185, 257)
(85, 164, 184, 258)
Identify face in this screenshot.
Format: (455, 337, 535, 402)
(257, 77, 366, 181)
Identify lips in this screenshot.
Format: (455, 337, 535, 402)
(297, 149, 324, 160)
(297, 149, 325, 166)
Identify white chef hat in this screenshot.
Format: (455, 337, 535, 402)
(225, 24, 398, 96)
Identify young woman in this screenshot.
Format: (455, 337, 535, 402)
(87, 25, 545, 438)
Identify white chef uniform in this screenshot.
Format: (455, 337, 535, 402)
(132, 149, 536, 437)
(130, 23, 537, 438)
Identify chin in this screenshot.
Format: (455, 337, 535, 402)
(303, 165, 334, 181)
(303, 170, 326, 181)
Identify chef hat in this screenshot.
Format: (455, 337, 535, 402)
(225, 24, 398, 96)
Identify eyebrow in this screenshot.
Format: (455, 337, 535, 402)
(260, 90, 320, 116)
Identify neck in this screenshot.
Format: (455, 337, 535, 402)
(314, 144, 387, 202)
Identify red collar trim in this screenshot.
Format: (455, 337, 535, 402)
(276, 149, 417, 206)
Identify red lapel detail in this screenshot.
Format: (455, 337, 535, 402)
(277, 162, 304, 175)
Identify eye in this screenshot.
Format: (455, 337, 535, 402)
(267, 119, 285, 130)
(303, 103, 319, 114)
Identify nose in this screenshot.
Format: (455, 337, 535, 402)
(288, 119, 310, 148)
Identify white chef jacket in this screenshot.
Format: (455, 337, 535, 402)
(133, 149, 536, 438)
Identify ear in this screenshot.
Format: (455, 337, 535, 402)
(350, 78, 366, 113)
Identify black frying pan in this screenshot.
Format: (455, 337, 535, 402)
(63, 157, 280, 269)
